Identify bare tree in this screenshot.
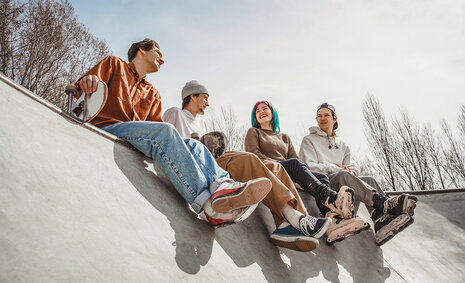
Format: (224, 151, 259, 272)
(206, 105, 248, 151)
(423, 125, 447, 190)
(441, 119, 465, 187)
(0, 0, 110, 109)
(391, 110, 433, 190)
(459, 105, 465, 139)
(362, 94, 400, 191)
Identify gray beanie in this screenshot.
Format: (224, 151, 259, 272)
(181, 80, 209, 100)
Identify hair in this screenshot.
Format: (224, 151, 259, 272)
(127, 38, 159, 62)
(182, 94, 200, 109)
(251, 101, 280, 133)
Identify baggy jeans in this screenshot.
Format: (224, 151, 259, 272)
(328, 170, 385, 214)
(102, 121, 230, 213)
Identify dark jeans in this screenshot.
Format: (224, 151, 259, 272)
(279, 158, 330, 214)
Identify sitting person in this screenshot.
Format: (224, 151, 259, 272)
(245, 100, 370, 245)
(74, 38, 273, 229)
(299, 102, 418, 245)
(163, 80, 331, 252)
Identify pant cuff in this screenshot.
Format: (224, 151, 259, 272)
(191, 190, 211, 213)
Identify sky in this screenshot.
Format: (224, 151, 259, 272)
(70, 0, 465, 157)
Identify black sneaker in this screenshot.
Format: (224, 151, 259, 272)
(299, 215, 332, 238)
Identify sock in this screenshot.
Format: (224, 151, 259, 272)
(281, 204, 305, 230)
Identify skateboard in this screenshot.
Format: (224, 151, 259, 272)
(199, 131, 228, 159)
(65, 81, 108, 122)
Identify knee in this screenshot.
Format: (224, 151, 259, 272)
(338, 170, 355, 181)
(285, 158, 304, 168)
(156, 122, 183, 140)
(288, 158, 301, 165)
(184, 137, 207, 152)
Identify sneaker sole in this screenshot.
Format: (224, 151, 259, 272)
(212, 178, 271, 213)
(376, 214, 414, 246)
(326, 221, 370, 245)
(235, 203, 259, 222)
(311, 218, 332, 239)
(270, 236, 319, 252)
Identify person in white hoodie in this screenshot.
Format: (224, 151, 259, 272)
(299, 102, 418, 245)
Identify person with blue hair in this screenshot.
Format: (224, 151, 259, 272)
(164, 82, 335, 252)
(245, 101, 371, 245)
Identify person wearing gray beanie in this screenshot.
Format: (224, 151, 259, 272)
(181, 80, 209, 100)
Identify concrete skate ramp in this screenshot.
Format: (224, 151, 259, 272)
(1, 73, 464, 283)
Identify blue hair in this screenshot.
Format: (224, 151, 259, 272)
(251, 101, 280, 133)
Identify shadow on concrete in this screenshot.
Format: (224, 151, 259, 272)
(113, 141, 392, 282)
(113, 143, 215, 274)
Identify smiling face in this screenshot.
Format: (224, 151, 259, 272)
(255, 103, 273, 129)
(191, 93, 210, 115)
(317, 108, 337, 135)
(141, 46, 164, 73)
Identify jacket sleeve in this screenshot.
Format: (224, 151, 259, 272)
(244, 128, 276, 162)
(146, 90, 162, 122)
(74, 56, 116, 99)
(299, 136, 339, 174)
(342, 145, 359, 176)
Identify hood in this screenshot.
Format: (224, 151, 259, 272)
(309, 126, 330, 137)
(309, 126, 340, 149)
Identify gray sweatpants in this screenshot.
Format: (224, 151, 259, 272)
(328, 170, 385, 214)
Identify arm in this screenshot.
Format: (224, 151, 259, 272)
(342, 145, 359, 176)
(74, 56, 115, 98)
(146, 91, 162, 122)
(244, 128, 276, 162)
(299, 136, 340, 174)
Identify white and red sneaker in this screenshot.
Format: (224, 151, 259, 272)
(201, 200, 259, 228)
(211, 177, 271, 213)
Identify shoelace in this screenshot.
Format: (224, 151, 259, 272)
(300, 216, 316, 235)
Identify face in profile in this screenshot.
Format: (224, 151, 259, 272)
(192, 93, 209, 115)
(142, 47, 164, 72)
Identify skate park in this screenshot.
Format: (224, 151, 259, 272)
(1, 73, 464, 282)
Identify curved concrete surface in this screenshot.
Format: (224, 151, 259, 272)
(1, 74, 464, 282)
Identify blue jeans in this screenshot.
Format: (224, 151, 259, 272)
(102, 121, 230, 213)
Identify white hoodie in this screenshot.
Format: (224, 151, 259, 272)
(299, 126, 359, 175)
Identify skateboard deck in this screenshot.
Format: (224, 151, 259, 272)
(65, 81, 108, 122)
(200, 131, 227, 159)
